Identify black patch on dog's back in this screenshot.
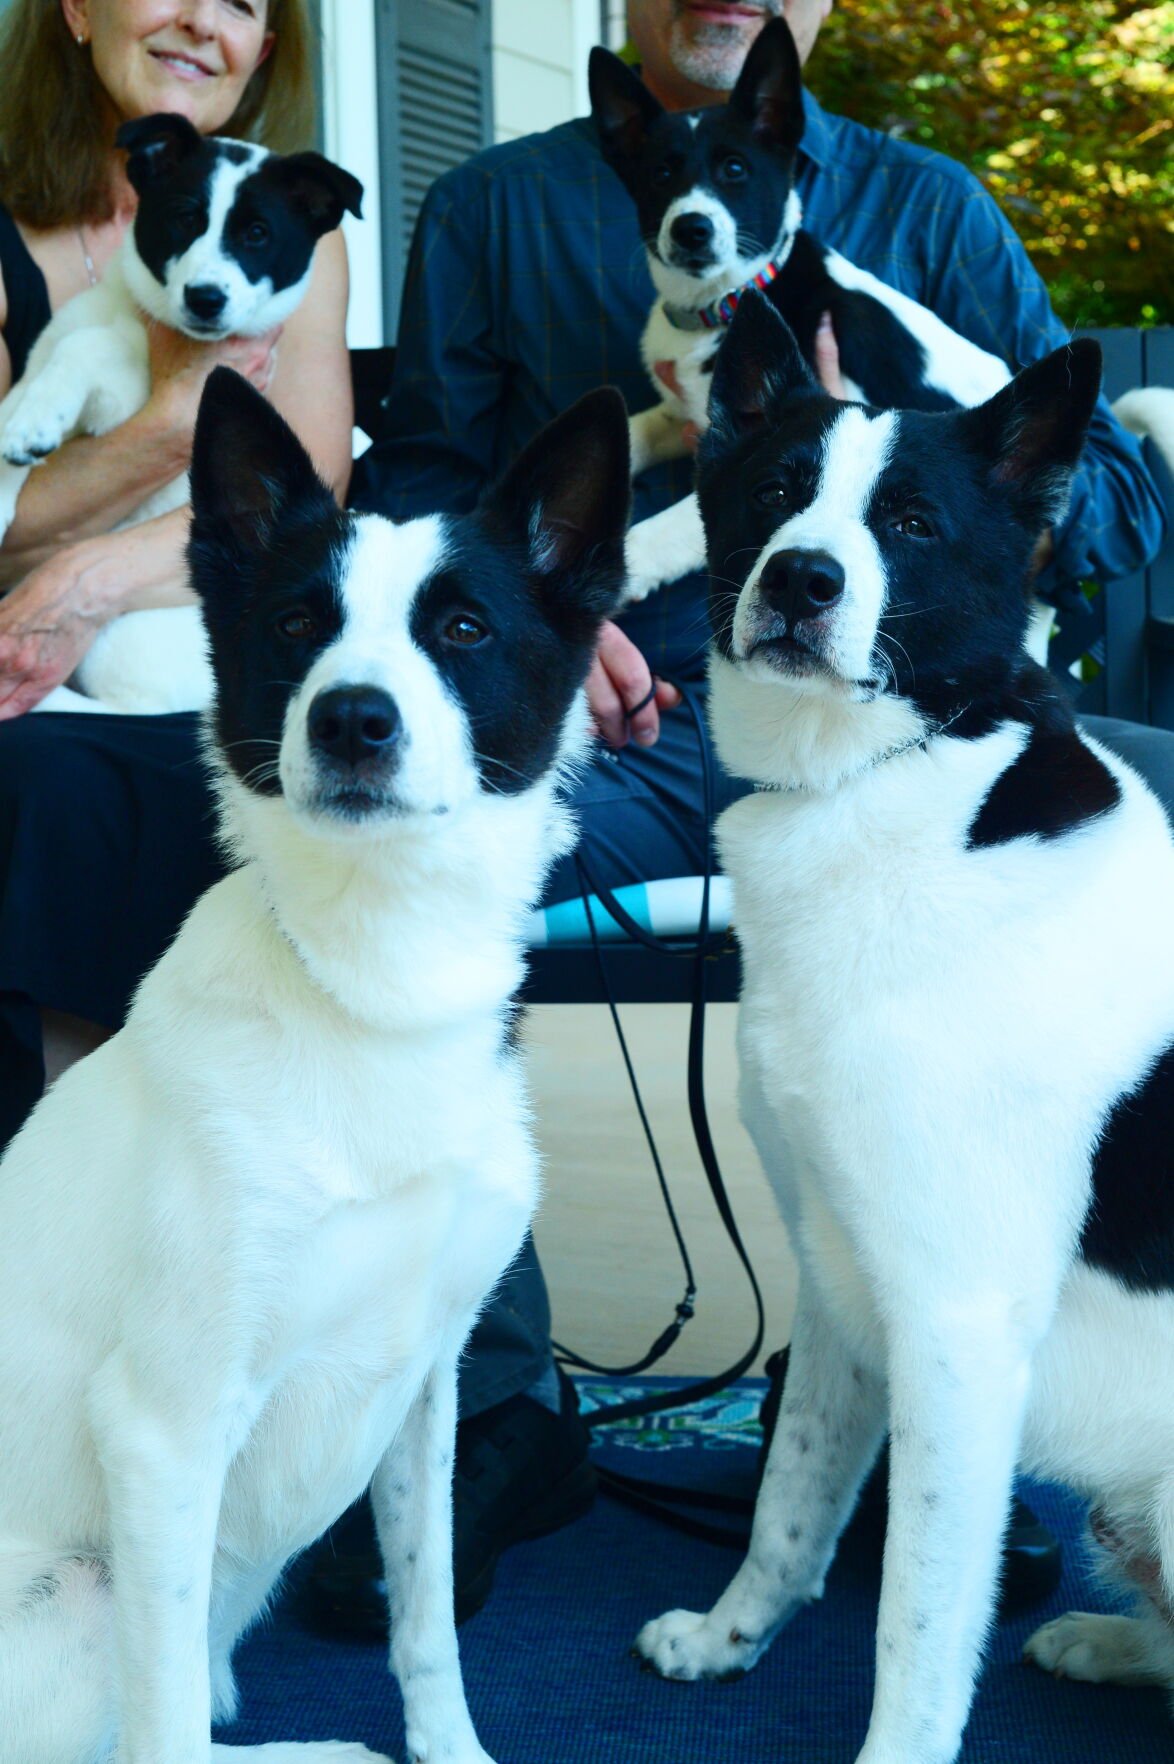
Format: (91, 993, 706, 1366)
(769, 233, 958, 414)
(966, 726, 1121, 848)
(1080, 1041, 1174, 1293)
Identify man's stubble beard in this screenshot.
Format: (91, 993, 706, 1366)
(667, 0, 783, 93)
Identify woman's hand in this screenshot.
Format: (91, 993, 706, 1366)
(587, 621, 682, 749)
(0, 541, 117, 718)
(144, 321, 283, 438)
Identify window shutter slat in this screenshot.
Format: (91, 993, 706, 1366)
(376, 0, 494, 335)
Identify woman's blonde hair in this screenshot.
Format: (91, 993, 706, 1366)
(0, 0, 318, 228)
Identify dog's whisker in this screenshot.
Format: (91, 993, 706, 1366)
(468, 748, 532, 786)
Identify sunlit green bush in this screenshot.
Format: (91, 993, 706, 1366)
(813, 1, 1173, 327)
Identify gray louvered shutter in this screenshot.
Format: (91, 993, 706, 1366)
(376, 0, 494, 337)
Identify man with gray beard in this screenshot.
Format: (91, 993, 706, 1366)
(631, 0, 830, 104)
(302, 0, 1168, 1639)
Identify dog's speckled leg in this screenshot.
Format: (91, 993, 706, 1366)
(634, 1288, 885, 1682)
(371, 1341, 497, 1764)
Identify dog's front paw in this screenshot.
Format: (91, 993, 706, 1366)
(621, 496, 705, 605)
(1024, 1610, 1163, 1686)
(632, 1608, 764, 1682)
(0, 397, 69, 466)
(622, 524, 664, 604)
(244, 1745, 395, 1763)
(407, 1750, 496, 1764)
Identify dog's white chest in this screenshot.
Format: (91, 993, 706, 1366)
(640, 304, 722, 422)
(218, 1152, 528, 1559)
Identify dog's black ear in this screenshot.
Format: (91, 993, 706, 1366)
(726, 17, 805, 156)
(589, 47, 663, 168)
(117, 113, 204, 189)
(478, 389, 631, 618)
(188, 368, 336, 579)
(959, 339, 1103, 528)
(262, 151, 365, 235)
(705, 290, 817, 455)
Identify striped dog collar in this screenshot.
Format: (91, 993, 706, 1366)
(663, 257, 785, 332)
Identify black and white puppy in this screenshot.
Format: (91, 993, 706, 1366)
(0, 112, 362, 715)
(589, 20, 1015, 604)
(0, 367, 628, 1764)
(632, 294, 1174, 1764)
(592, 24, 1174, 629)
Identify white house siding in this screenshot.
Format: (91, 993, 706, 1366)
(492, 0, 601, 141)
(320, 2, 604, 343)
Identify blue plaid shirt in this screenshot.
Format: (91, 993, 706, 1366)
(352, 91, 1165, 679)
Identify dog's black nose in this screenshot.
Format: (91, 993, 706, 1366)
(758, 549, 846, 623)
(184, 282, 228, 323)
(669, 212, 714, 254)
(308, 686, 402, 766)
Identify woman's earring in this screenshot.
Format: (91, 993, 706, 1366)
(77, 32, 87, 46)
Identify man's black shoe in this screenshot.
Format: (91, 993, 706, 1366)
(755, 1346, 1062, 1617)
(294, 1367, 596, 1638)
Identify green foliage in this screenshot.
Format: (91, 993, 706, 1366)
(813, 1, 1174, 327)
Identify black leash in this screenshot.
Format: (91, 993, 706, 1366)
(551, 681, 766, 1464)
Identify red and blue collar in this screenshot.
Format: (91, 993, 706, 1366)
(663, 256, 785, 333)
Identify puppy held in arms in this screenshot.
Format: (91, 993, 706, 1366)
(632, 293, 1174, 1764)
(0, 368, 630, 1764)
(589, 18, 1173, 623)
(0, 112, 362, 715)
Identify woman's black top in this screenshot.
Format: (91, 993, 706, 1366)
(0, 201, 51, 380)
(0, 199, 224, 1154)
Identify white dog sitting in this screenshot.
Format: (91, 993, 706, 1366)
(0, 365, 630, 1764)
(632, 294, 1174, 1764)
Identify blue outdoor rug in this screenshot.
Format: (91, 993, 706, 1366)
(215, 1379, 1172, 1761)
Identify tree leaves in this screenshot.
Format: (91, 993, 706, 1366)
(814, 1, 1173, 327)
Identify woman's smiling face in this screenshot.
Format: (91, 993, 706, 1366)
(61, 0, 274, 135)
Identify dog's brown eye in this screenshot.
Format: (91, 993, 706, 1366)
(651, 163, 673, 186)
(277, 611, 316, 640)
(444, 614, 488, 647)
(893, 514, 934, 539)
(721, 156, 747, 180)
(243, 220, 270, 248)
(754, 482, 789, 509)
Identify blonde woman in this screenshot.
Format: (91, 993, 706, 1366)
(0, 0, 353, 1142)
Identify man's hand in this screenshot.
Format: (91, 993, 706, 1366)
(813, 310, 850, 400)
(682, 310, 846, 451)
(586, 621, 682, 748)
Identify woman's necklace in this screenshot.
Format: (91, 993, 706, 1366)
(76, 226, 99, 288)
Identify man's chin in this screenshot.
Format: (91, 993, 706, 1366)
(671, 13, 765, 84)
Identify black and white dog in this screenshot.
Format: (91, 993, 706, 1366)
(0, 112, 362, 715)
(589, 20, 1013, 606)
(632, 293, 1174, 1764)
(0, 368, 628, 1764)
(589, 21, 1174, 623)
